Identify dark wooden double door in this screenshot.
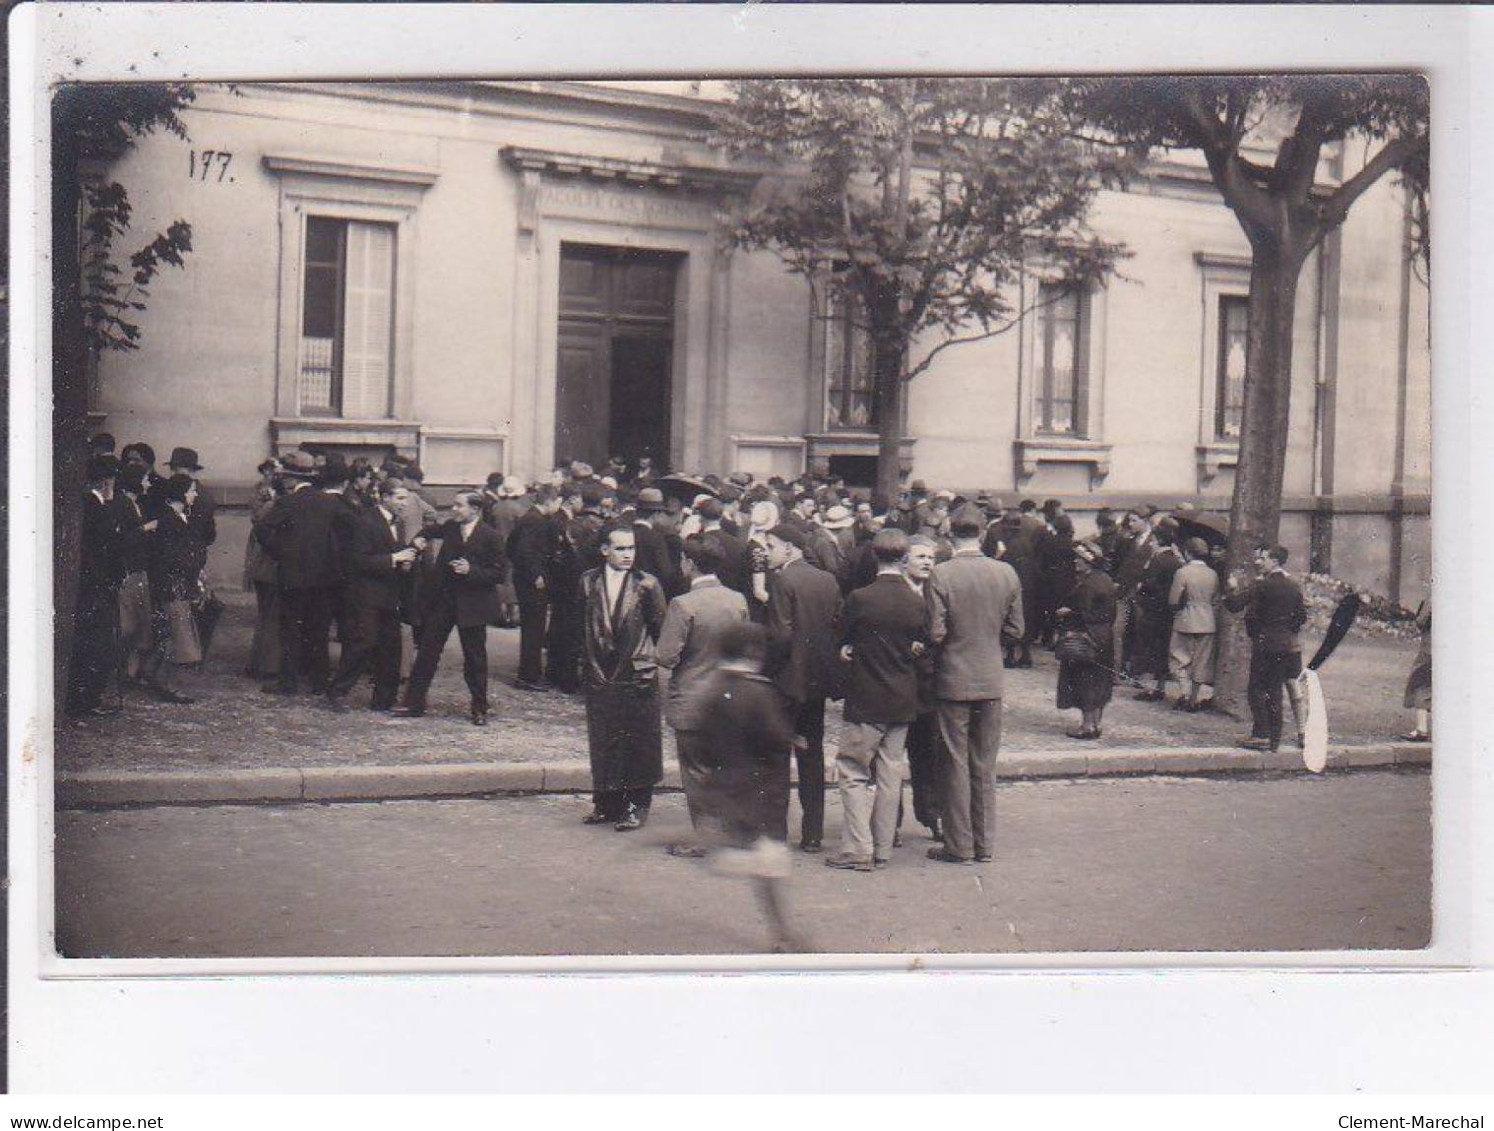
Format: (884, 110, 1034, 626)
(555, 244, 680, 472)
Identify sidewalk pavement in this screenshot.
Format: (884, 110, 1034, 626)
(55, 594, 1430, 807)
(57, 742, 1431, 807)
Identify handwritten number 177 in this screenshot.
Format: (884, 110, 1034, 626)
(188, 151, 233, 183)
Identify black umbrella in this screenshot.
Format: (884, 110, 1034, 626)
(656, 474, 720, 504)
(1174, 511, 1229, 549)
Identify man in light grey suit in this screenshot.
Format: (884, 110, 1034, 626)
(926, 506, 1025, 864)
(1167, 536, 1220, 711)
(656, 534, 750, 854)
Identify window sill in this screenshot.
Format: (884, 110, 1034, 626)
(1014, 437, 1112, 486)
(270, 417, 421, 457)
(804, 432, 917, 477)
(1196, 441, 1240, 485)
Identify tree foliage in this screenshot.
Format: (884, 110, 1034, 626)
(1065, 74, 1428, 264)
(716, 78, 1131, 380)
(57, 82, 198, 354)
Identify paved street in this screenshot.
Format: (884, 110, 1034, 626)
(56, 769, 1430, 958)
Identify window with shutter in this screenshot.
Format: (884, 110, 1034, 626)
(298, 216, 396, 419)
(1035, 283, 1089, 436)
(1215, 294, 1248, 439)
(824, 287, 877, 430)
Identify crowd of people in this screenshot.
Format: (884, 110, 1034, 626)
(69, 436, 1331, 871)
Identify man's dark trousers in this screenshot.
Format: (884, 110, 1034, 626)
(674, 730, 715, 831)
(516, 581, 548, 685)
(326, 600, 402, 709)
(277, 585, 337, 693)
(405, 597, 489, 711)
(68, 585, 120, 712)
(1247, 646, 1302, 748)
(765, 697, 825, 845)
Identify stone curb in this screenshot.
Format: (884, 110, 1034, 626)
(55, 743, 1430, 808)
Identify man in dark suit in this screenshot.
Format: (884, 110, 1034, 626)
(67, 455, 125, 717)
(763, 523, 844, 853)
(257, 459, 358, 696)
(395, 491, 508, 725)
(926, 507, 1025, 865)
(1132, 516, 1184, 701)
(632, 487, 683, 598)
(827, 527, 928, 872)
(325, 478, 419, 712)
(1226, 545, 1308, 752)
(506, 484, 559, 691)
(167, 446, 216, 552)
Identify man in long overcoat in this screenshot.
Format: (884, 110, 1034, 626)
(581, 524, 670, 831)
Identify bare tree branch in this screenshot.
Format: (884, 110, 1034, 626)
(1317, 133, 1426, 231)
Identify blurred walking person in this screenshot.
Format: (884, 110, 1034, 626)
(1055, 540, 1118, 740)
(926, 506, 1024, 865)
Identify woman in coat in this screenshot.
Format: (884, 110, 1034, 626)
(139, 473, 207, 704)
(1056, 539, 1118, 740)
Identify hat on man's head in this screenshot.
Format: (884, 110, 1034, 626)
(909, 479, 928, 494)
(1074, 539, 1105, 567)
(280, 450, 318, 478)
(636, 487, 668, 513)
(1185, 537, 1210, 558)
(497, 475, 525, 499)
(1133, 503, 1157, 520)
(167, 447, 203, 472)
(485, 472, 506, 490)
(820, 504, 854, 530)
(91, 432, 116, 452)
(765, 523, 806, 549)
(86, 454, 121, 481)
(120, 442, 157, 467)
(570, 460, 595, 480)
(599, 475, 619, 491)
(949, 505, 986, 538)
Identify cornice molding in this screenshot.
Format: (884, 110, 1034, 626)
(262, 154, 440, 188)
(500, 145, 760, 194)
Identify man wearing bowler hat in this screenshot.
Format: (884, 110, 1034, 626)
(632, 487, 682, 598)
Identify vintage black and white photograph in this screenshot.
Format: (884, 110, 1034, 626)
(47, 71, 1433, 961)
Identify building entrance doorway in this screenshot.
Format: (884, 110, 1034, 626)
(555, 243, 680, 473)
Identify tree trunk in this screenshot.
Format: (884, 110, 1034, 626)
(1213, 241, 1310, 712)
(53, 101, 88, 716)
(872, 334, 907, 509)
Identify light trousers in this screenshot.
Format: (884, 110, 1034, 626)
(937, 699, 1003, 860)
(835, 720, 909, 861)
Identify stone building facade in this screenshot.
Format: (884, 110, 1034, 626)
(85, 81, 1431, 602)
